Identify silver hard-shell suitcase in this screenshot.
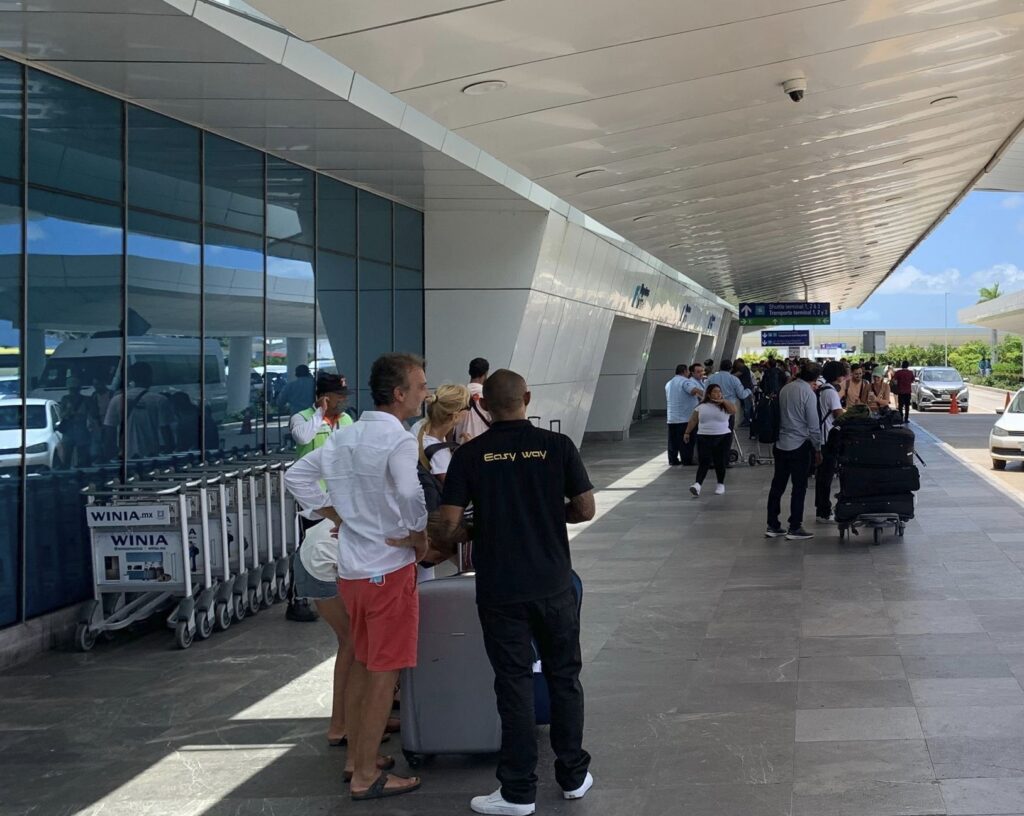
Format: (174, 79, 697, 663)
(400, 554, 501, 767)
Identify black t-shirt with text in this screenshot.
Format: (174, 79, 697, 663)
(441, 420, 593, 607)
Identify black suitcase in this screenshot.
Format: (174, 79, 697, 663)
(839, 465, 920, 498)
(835, 492, 915, 523)
(838, 426, 914, 467)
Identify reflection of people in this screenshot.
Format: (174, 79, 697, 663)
(58, 377, 94, 468)
(276, 364, 315, 416)
(286, 371, 353, 623)
(169, 391, 200, 452)
(88, 379, 113, 461)
(103, 362, 175, 460)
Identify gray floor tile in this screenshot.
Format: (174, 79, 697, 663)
(795, 707, 924, 742)
(919, 705, 1024, 739)
(793, 739, 934, 785)
(910, 677, 1024, 708)
(642, 782, 794, 816)
(798, 655, 907, 682)
(929, 736, 1024, 778)
(941, 777, 1024, 815)
(903, 654, 1013, 679)
(792, 780, 946, 816)
(797, 680, 915, 710)
(799, 636, 900, 657)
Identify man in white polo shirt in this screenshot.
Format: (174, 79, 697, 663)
(285, 353, 429, 802)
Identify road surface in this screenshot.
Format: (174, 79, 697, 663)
(912, 385, 1024, 503)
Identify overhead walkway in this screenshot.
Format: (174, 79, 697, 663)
(4, 422, 1024, 816)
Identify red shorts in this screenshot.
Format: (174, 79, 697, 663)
(338, 564, 418, 672)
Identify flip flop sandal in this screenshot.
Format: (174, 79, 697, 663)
(344, 756, 395, 783)
(350, 772, 421, 801)
(327, 736, 347, 747)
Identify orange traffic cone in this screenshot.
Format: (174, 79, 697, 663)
(949, 394, 960, 415)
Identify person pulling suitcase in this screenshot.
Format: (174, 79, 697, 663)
(424, 369, 596, 816)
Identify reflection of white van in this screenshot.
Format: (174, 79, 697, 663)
(31, 337, 227, 419)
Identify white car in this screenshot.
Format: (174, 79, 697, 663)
(991, 389, 1024, 471)
(0, 399, 62, 472)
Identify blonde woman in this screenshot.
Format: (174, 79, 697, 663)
(417, 383, 470, 483)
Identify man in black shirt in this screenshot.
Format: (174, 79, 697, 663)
(431, 369, 596, 816)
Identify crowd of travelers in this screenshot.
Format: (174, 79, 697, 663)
(282, 354, 595, 813)
(666, 355, 916, 539)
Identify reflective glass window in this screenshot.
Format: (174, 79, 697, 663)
(394, 204, 422, 271)
(316, 251, 356, 410)
(25, 188, 123, 619)
(317, 176, 355, 256)
(0, 180, 21, 627)
(267, 157, 314, 246)
(358, 190, 391, 263)
(126, 211, 202, 459)
(27, 70, 122, 203)
(394, 267, 424, 357)
(267, 241, 315, 448)
(357, 260, 392, 410)
(204, 226, 264, 453)
(204, 134, 264, 235)
(0, 59, 22, 182)
(126, 106, 200, 221)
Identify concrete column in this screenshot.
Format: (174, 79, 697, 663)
(694, 333, 715, 367)
(25, 328, 46, 390)
(228, 336, 252, 414)
(583, 316, 656, 441)
(645, 327, 699, 415)
(710, 314, 734, 366)
(286, 337, 308, 374)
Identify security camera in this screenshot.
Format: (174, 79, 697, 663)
(782, 76, 807, 103)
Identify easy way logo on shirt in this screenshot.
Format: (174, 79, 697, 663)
(484, 450, 548, 463)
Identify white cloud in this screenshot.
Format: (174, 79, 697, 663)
(1002, 195, 1024, 209)
(878, 264, 961, 294)
(967, 263, 1024, 295)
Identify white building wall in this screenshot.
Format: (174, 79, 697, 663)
(645, 327, 700, 415)
(425, 208, 735, 446)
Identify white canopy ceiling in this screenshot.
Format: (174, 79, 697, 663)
(245, 0, 1024, 309)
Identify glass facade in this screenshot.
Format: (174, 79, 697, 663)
(0, 59, 424, 629)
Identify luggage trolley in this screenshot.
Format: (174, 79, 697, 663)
(185, 461, 262, 621)
(155, 471, 236, 633)
(79, 482, 198, 650)
(258, 453, 300, 600)
(838, 513, 907, 546)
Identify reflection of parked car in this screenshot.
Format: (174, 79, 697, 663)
(911, 367, 969, 412)
(0, 399, 62, 472)
(31, 336, 227, 420)
(0, 377, 18, 399)
(991, 389, 1024, 471)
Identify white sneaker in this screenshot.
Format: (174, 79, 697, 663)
(470, 790, 535, 816)
(816, 515, 834, 524)
(689, 483, 701, 497)
(714, 483, 726, 495)
(563, 772, 594, 800)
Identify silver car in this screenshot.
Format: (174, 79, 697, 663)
(911, 367, 969, 413)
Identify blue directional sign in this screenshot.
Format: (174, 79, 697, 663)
(761, 330, 810, 347)
(738, 301, 830, 326)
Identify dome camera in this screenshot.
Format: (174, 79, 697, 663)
(782, 76, 807, 103)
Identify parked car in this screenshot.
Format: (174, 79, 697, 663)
(911, 367, 969, 412)
(0, 399, 62, 472)
(991, 389, 1024, 471)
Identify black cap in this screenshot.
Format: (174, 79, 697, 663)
(316, 371, 348, 398)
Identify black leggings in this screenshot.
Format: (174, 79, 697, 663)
(695, 433, 732, 485)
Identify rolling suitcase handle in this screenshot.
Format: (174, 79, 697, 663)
(528, 415, 541, 427)
(549, 419, 561, 433)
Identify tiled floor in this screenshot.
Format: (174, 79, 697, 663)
(4, 420, 1024, 815)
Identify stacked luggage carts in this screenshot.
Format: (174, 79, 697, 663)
(832, 410, 921, 545)
(76, 452, 299, 651)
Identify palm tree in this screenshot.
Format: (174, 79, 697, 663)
(978, 283, 1003, 367)
(978, 283, 1003, 303)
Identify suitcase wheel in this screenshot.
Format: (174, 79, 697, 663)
(403, 750, 426, 769)
(728, 449, 739, 464)
(748, 453, 758, 467)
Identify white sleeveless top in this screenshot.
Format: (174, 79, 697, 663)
(694, 402, 732, 436)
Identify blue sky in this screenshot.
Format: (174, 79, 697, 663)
(832, 190, 1024, 329)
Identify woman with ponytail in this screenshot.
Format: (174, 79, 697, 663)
(416, 384, 470, 482)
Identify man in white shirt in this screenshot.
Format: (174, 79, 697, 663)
(455, 357, 491, 442)
(285, 353, 429, 802)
